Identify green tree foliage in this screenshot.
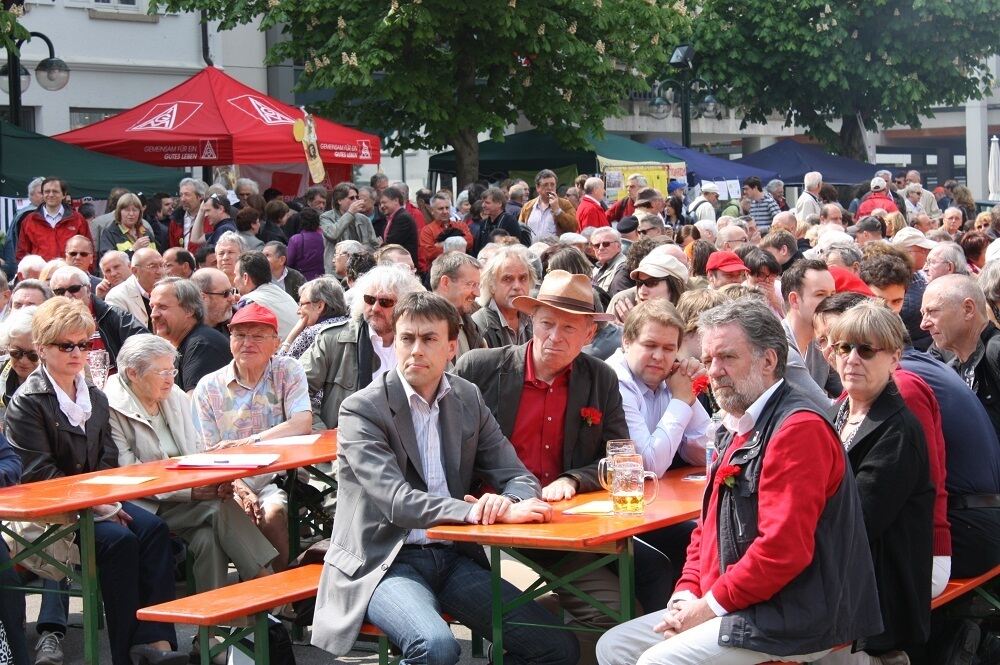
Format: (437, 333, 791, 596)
(1, 5, 30, 58)
(152, 0, 689, 187)
(692, 0, 1000, 160)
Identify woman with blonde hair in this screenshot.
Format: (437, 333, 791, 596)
(100, 192, 157, 257)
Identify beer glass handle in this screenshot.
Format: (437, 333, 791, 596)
(598, 458, 611, 491)
(643, 471, 659, 504)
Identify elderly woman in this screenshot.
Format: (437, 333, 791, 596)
(0, 306, 39, 426)
(279, 277, 349, 359)
(5, 298, 185, 665)
(99, 193, 157, 257)
(319, 181, 379, 272)
(106, 334, 277, 592)
(823, 301, 934, 662)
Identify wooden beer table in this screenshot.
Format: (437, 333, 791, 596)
(0, 430, 338, 665)
(427, 467, 706, 665)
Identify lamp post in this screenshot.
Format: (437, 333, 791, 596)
(644, 45, 719, 148)
(1, 31, 71, 127)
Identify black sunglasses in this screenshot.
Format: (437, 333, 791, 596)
(52, 284, 86, 297)
(832, 342, 883, 360)
(203, 288, 238, 297)
(363, 294, 397, 308)
(637, 228, 659, 236)
(67, 251, 91, 258)
(590, 241, 617, 249)
(51, 340, 93, 353)
(8, 348, 38, 362)
(634, 276, 667, 289)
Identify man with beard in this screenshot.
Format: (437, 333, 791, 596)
(471, 245, 536, 348)
(300, 265, 424, 429)
(430, 252, 485, 363)
(597, 298, 881, 665)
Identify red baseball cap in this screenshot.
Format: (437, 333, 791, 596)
(229, 302, 278, 331)
(705, 251, 748, 274)
(828, 266, 874, 297)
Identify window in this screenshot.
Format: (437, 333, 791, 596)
(69, 108, 122, 130)
(93, 0, 138, 6)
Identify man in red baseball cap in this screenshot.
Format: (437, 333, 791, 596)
(705, 251, 748, 289)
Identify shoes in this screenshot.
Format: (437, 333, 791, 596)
(34, 631, 64, 665)
(128, 644, 189, 665)
(941, 620, 981, 665)
(188, 636, 227, 665)
(876, 652, 911, 665)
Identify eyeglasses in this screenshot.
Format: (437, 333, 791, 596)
(139, 263, 166, 271)
(203, 288, 238, 297)
(67, 251, 91, 258)
(298, 300, 320, 307)
(363, 294, 397, 308)
(634, 276, 667, 289)
(8, 348, 38, 362)
(832, 342, 884, 360)
(50, 340, 93, 353)
(52, 284, 87, 296)
(637, 228, 658, 236)
(148, 368, 179, 378)
(231, 332, 277, 344)
(590, 241, 617, 249)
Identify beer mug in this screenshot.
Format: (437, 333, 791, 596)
(610, 454, 659, 515)
(598, 439, 637, 491)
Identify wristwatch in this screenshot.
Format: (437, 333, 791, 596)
(502, 493, 522, 503)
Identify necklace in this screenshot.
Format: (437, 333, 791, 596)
(835, 400, 867, 451)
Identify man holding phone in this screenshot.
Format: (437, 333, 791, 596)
(518, 169, 579, 239)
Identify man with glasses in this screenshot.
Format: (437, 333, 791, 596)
(193, 303, 312, 571)
(233, 252, 299, 339)
(16, 177, 92, 262)
(636, 216, 668, 239)
(105, 247, 166, 328)
(49, 266, 149, 370)
(64, 235, 101, 291)
(591, 227, 625, 293)
(301, 265, 424, 429)
(149, 276, 231, 392)
(192, 267, 238, 337)
(430, 253, 484, 363)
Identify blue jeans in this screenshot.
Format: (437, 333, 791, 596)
(0, 541, 28, 665)
(366, 546, 579, 665)
(36, 579, 68, 635)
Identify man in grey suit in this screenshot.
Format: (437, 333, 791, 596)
(311, 292, 578, 665)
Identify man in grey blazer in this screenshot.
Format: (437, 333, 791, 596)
(311, 292, 578, 665)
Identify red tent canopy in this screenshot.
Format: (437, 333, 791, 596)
(54, 66, 380, 168)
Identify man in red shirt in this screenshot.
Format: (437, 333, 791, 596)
(597, 298, 881, 665)
(417, 194, 472, 273)
(606, 174, 644, 225)
(577, 177, 609, 231)
(16, 178, 92, 262)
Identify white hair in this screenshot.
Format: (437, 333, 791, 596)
(441, 236, 468, 254)
(627, 174, 648, 186)
(178, 177, 208, 197)
(335, 239, 365, 255)
(591, 227, 620, 242)
(803, 172, 822, 191)
(27, 177, 44, 196)
(694, 219, 718, 238)
(234, 178, 259, 195)
(100, 250, 129, 270)
(349, 264, 424, 320)
(559, 232, 587, 245)
(50, 265, 90, 286)
(584, 177, 604, 194)
(117, 334, 177, 378)
(16, 254, 46, 277)
(216, 231, 247, 252)
(0, 305, 37, 348)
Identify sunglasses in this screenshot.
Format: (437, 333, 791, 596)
(634, 276, 667, 289)
(832, 342, 883, 360)
(204, 288, 238, 297)
(52, 284, 87, 296)
(363, 294, 397, 308)
(67, 251, 91, 258)
(8, 348, 38, 362)
(590, 241, 617, 249)
(51, 340, 93, 353)
(637, 228, 659, 236)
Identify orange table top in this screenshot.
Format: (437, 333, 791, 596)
(0, 430, 338, 520)
(427, 467, 706, 550)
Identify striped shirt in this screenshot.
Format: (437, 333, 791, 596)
(749, 192, 781, 229)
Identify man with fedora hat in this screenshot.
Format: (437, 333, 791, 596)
(455, 270, 632, 652)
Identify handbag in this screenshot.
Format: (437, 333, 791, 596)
(2, 517, 80, 582)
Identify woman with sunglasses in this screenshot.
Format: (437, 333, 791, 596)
(0, 306, 39, 428)
(5, 298, 187, 665)
(823, 301, 934, 663)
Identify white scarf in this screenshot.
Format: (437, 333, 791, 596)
(43, 366, 92, 430)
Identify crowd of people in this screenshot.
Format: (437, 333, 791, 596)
(0, 166, 997, 665)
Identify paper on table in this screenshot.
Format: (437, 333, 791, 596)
(563, 501, 613, 515)
(80, 476, 156, 486)
(175, 454, 280, 468)
(253, 434, 320, 446)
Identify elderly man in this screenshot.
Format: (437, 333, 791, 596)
(105, 247, 165, 328)
(311, 292, 578, 665)
(150, 277, 232, 392)
(471, 244, 536, 348)
(169, 178, 207, 248)
(716, 225, 749, 252)
(924, 242, 968, 282)
(234, 177, 259, 208)
(9, 279, 49, 311)
(795, 171, 823, 221)
(591, 227, 626, 293)
(780, 259, 839, 397)
(905, 170, 941, 218)
(64, 235, 101, 291)
(49, 265, 148, 368)
(824, 242, 863, 274)
(693, 219, 717, 246)
(577, 177, 608, 231)
(262, 241, 305, 300)
(234, 252, 299, 340)
(96, 250, 131, 299)
(688, 183, 719, 222)
(2, 177, 43, 279)
(912, 213, 934, 235)
(941, 207, 964, 238)
(706, 251, 748, 288)
(820, 203, 845, 228)
(606, 174, 645, 224)
(301, 265, 424, 429)
(191, 267, 237, 337)
(456, 271, 631, 649)
(214, 231, 246, 286)
(519, 169, 579, 238)
(429, 253, 484, 362)
(638, 215, 669, 239)
(418, 193, 473, 273)
(596, 299, 880, 665)
(163, 246, 196, 279)
(193, 303, 312, 570)
(768, 210, 798, 236)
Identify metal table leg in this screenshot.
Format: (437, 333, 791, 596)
(78, 509, 101, 665)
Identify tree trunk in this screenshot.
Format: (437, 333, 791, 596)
(838, 114, 868, 162)
(452, 127, 480, 191)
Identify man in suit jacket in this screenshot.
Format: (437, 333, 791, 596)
(518, 169, 579, 239)
(104, 247, 166, 328)
(454, 270, 632, 648)
(372, 186, 418, 262)
(311, 292, 578, 665)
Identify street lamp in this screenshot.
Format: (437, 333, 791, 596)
(644, 45, 718, 147)
(2, 31, 70, 127)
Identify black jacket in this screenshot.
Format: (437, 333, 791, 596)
(473, 212, 521, 254)
(6, 368, 118, 482)
(931, 322, 1000, 442)
(832, 383, 933, 654)
(93, 297, 150, 368)
(373, 210, 418, 262)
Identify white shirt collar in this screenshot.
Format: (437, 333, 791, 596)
(721, 379, 783, 437)
(395, 367, 451, 408)
(43, 365, 92, 428)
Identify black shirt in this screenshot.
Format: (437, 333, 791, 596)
(176, 323, 232, 391)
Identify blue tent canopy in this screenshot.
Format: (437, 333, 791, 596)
(646, 138, 778, 185)
(734, 140, 878, 186)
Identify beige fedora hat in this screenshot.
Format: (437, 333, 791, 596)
(512, 270, 614, 321)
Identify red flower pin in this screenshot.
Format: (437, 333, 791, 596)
(691, 375, 710, 397)
(716, 464, 741, 488)
(580, 407, 603, 426)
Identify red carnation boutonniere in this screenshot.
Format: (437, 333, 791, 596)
(691, 375, 710, 397)
(580, 407, 603, 427)
(716, 464, 741, 489)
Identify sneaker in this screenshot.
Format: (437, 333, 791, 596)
(34, 631, 64, 665)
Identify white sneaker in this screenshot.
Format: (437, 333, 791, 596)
(34, 631, 63, 665)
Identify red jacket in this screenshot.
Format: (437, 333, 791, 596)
(576, 195, 608, 231)
(16, 207, 92, 261)
(417, 219, 473, 273)
(605, 197, 635, 224)
(856, 192, 899, 217)
(405, 201, 426, 232)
